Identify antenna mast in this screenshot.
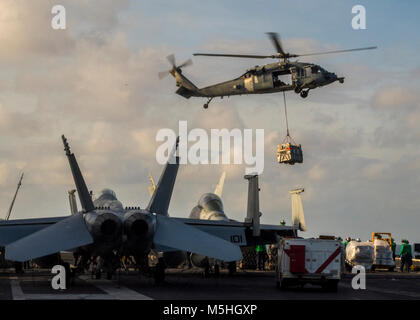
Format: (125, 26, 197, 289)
(5, 172, 24, 220)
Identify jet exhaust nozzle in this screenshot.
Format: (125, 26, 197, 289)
(84, 211, 123, 242)
(124, 211, 155, 252)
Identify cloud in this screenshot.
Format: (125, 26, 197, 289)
(0, 1, 75, 62)
(372, 87, 417, 109)
(0, 2, 418, 244)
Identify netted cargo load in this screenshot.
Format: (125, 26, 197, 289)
(345, 241, 374, 270)
(373, 239, 395, 267)
(277, 92, 303, 165)
(277, 142, 303, 164)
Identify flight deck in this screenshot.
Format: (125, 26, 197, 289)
(0, 269, 419, 300)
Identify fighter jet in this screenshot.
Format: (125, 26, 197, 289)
(187, 172, 235, 273)
(0, 136, 243, 280)
(189, 171, 228, 221)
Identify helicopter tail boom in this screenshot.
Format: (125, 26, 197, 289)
(159, 54, 201, 99)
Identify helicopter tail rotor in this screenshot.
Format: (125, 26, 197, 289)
(158, 54, 193, 79)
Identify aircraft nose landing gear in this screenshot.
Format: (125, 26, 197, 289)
(203, 97, 213, 109)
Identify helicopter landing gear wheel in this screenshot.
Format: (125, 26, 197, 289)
(300, 90, 309, 98)
(203, 97, 213, 109)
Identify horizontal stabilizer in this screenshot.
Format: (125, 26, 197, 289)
(5, 213, 93, 262)
(153, 214, 242, 262)
(175, 87, 194, 99)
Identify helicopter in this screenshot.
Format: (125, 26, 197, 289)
(159, 33, 376, 109)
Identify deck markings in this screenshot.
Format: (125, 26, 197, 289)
(10, 279, 25, 300)
(8, 275, 152, 300)
(78, 275, 153, 300)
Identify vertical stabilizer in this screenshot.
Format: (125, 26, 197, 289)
(214, 171, 226, 197)
(68, 189, 78, 215)
(290, 188, 306, 231)
(62, 135, 95, 213)
(244, 174, 261, 237)
(148, 172, 156, 197)
(146, 137, 180, 216)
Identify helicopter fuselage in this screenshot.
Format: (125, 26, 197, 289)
(194, 61, 343, 98)
(173, 61, 343, 104)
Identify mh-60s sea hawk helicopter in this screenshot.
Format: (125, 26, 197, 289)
(159, 33, 376, 108)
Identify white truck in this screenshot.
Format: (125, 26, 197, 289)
(276, 238, 342, 292)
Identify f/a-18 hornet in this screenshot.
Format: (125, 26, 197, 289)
(0, 136, 242, 279)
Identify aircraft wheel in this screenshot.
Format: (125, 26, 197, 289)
(300, 90, 308, 98)
(203, 103, 209, 109)
(339, 78, 344, 84)
(204, 264, 210, 278)
(154, 262, 166, 284)
(228, 262, 236, 275)
(294, 86, 302, 94)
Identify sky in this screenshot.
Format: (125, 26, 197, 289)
(0, 0, 419, 244)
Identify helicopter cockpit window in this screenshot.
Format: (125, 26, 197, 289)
(311, 66, 320, 74)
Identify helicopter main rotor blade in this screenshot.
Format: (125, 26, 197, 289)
(296, 46, 377, 57)
(178, 58, 193, 68)
(158, 71, 171, 79)
(166, 54, 176, 67)
(266, 32, 286, 57)
(193, 53, 275, 59)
